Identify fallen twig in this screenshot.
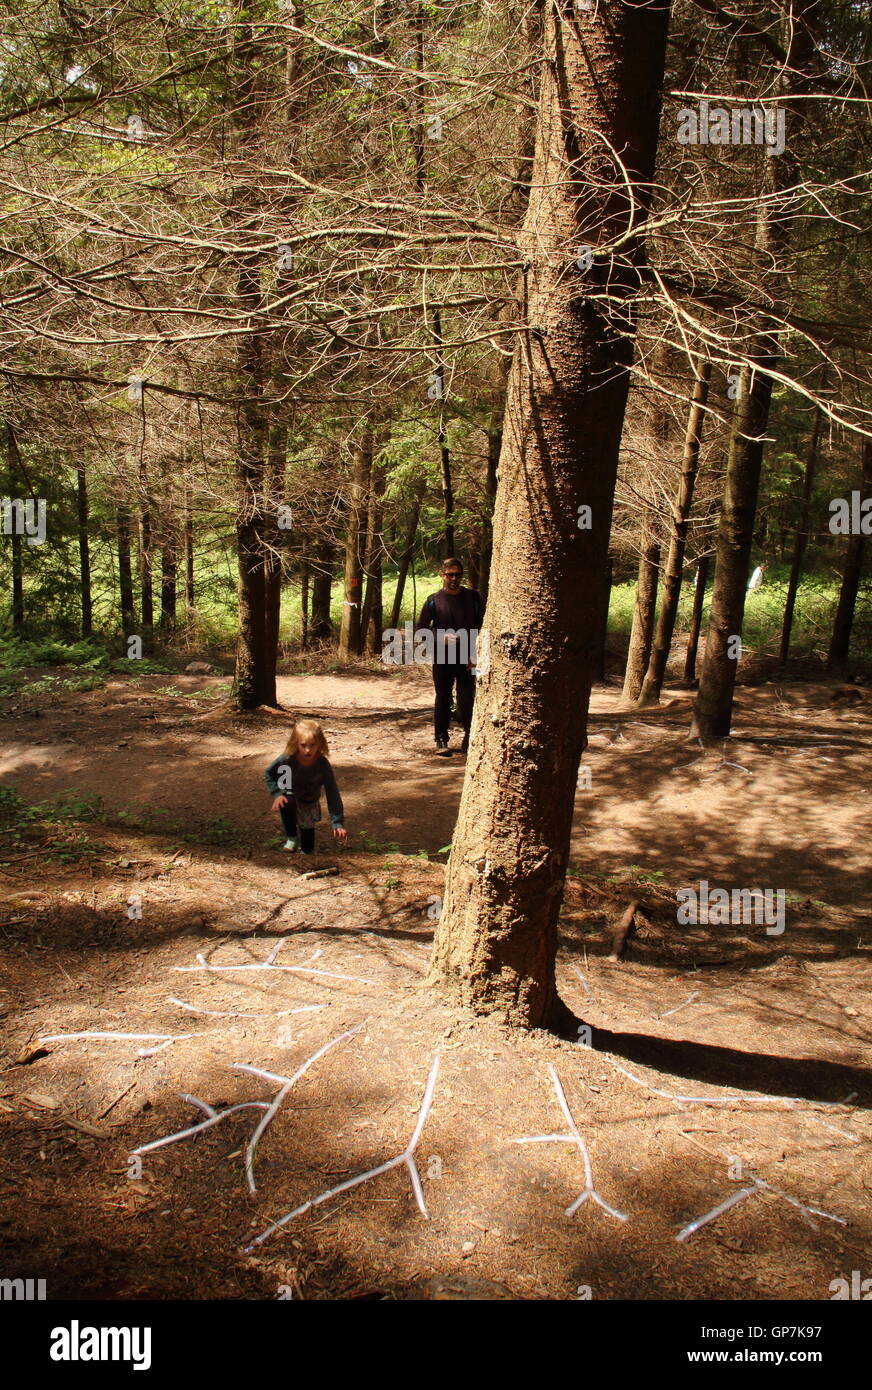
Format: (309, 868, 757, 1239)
(513, 1066, 628, 1222)
(244, 1052, 441, 1251)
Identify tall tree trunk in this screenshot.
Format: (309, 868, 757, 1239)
(622, 533, 660, 703)
(161, 539, 177, 630)
(76, 462, 93, 637)
(690, 5, 817, 740)
(779, 404, 822, 665)
(263, 418, 287, 678)
(432, 309, 454, 555)
(426, 0, 670, 1029)
(638, 358, 711, 704)
(389, 495, 421, 629)
(6, 424, 24, 631)
(827, 440, 872, 673)
(684, 554, 709, 683)
(338, 429, 372, 661)
(117, 504, 135, 632)
(597, 554, 613, 683)
(310, 536, 335, 640)
(138, 503, 153, 636)
(479, 424, 500, 606)
(361, 459, 386, 655)
(300, 553, 309, 649)
(185, 484, 195, 611)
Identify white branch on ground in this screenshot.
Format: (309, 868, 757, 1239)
(513, 1066, 628, 1222)
(232, 1021, 367, 1194)
(172, 943, 375, 985)
(168, 997, 326, 1019)
(243, 1052, 441, 1253)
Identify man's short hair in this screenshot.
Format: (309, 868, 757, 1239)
(442, 557, 463, 573)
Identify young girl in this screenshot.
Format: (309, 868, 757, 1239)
(264, 720, 347, 856)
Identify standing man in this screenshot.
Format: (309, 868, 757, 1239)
(417, 557, 483, 756)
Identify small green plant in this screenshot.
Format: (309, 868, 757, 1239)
(384, 876, 401, 890)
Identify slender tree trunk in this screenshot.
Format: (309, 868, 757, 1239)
(426, 0, 670, 1029)
(389, 496, 421, 628)
(185, 484, 195, 610)
(361, 460, 386, 655)
(690, 357, 776, 739)
(597, 554, 613, 682)
(638, 359, 711, 704)
(138, 503, 153, 636)
(310, 536, 335, 640)
(690, 5, 817, 739)
(117, 505, 135, 632)
(684, 554, 709, 683)
(161, 539, 177, 630)
(338, 429, 372, 661)
(779, 404, 822, 665)
(622, 534, 660, 703)
(76, 462, 93, 637)
(300, 554, 309, 649)
(432, 309, 454, 555)
(6, 424, 24, 631)
(479, 424, 500, 606)
(263, 418, 286, 677)
(827, 441, 872, 673)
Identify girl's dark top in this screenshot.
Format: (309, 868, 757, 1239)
(264, 753, 344, 826)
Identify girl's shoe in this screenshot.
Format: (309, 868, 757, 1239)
(283, 837, 299, 851)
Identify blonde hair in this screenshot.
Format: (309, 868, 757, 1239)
(284, 719, 329, 759)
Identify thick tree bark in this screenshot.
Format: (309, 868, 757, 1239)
(338, 429, 372, 661)
(684, 553, 709, 683)
(827, 440, 872, 673)
(621, 533, 660, 703)
(779, 404, 822, 665)
(117, 504, 135, 632)
(426, 0, 670, 1028)
(76, 462, 92, 637)
(638, 359, 711, 704)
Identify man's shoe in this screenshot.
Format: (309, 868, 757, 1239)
(283, 837, 299, 851)
(435, 737, 451, 757)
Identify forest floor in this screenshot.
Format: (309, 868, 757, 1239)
(0, 662, 870, 1301)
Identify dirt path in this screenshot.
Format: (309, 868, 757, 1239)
(0, 669, 870, 1299)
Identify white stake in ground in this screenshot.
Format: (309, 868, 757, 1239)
(244, 1052, 441, 1253)
(513, 1066, 628, 1222)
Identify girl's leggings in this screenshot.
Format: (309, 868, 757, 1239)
(279, 800, 315, 853)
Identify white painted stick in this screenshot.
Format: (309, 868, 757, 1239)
(240, 1021, 366, 1194)
(132, 1101, 270, 1156)
(676, 1185, 759, 1241)
(244, 1052, 441, 1252)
